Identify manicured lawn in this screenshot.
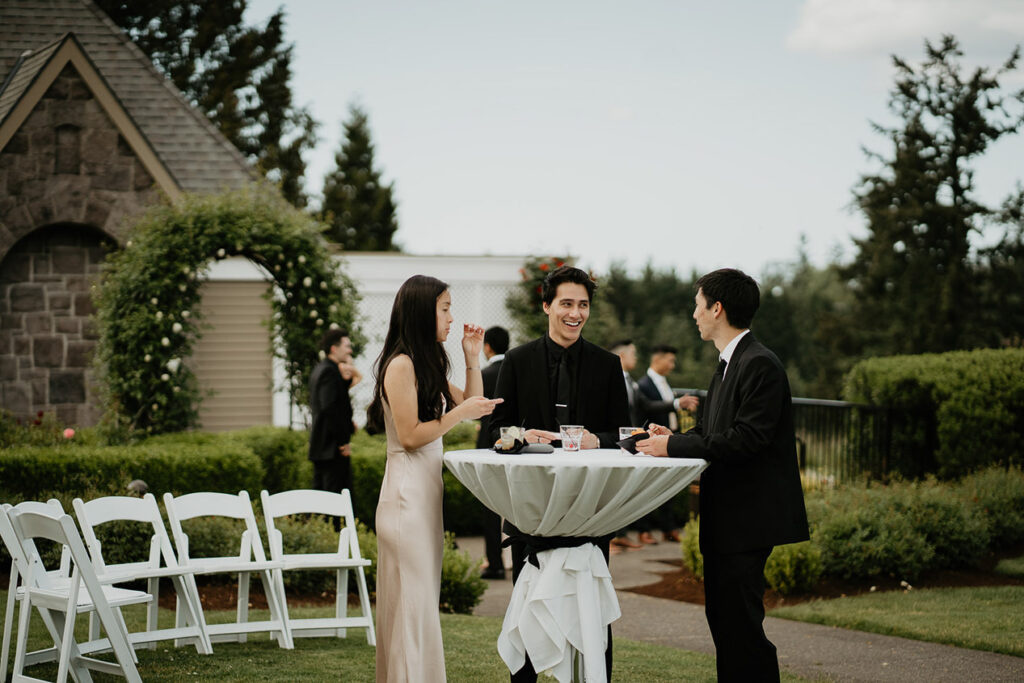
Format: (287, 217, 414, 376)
(2, 596, 809, 681)
(771, 585, 1024, 657)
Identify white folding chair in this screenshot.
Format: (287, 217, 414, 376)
(73, 494, 213, 655)
(4, 504, 151, 682)
(1, 501, 70, 678)
(162, 491, 293, 649)
(260, 489, 376, 644)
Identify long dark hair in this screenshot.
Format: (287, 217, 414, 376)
(366, 275, 454, 433)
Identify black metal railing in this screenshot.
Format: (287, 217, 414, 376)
(673, 389, 924, 488)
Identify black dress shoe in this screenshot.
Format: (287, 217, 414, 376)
(481, 567, 506, 580)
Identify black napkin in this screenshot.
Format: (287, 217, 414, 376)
(615, 430, 651, 454)
(493, 437, 527, 454)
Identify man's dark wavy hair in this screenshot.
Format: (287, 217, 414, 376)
(695, 268, 760, 330)
(541, 265, 596, 305)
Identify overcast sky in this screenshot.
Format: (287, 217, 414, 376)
(245, 0, 1024, 279)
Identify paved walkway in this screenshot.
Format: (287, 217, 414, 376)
(458, 535, 1024, 682)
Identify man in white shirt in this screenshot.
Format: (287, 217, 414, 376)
(636, 344, 699, 543)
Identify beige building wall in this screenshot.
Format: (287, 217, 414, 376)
(192, 280, 273, 432)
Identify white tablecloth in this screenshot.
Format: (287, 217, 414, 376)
(444, 448, 707, 682)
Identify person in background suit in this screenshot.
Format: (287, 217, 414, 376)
(635, 344, 698, 544)
(476, 326, 510, 579)
(308, 328, 361, 502)
(637, 268, 809, 682)
(490, 265, 628, 683)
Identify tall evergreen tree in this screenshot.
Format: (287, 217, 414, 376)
(846, 36, 1024, 356)
(321, 105, 399, 251)
(95, 0, 317, 207)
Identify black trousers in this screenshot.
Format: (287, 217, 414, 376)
(702, 546, 779, 683)
(482, 507, 504, 572)
(312, 453, 353, 530)
(509, 537, 613, 683)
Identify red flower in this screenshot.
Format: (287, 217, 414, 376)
(539, 263, 549, 271)
(535, 285, 542, 294)
(555, 260, 565, 267)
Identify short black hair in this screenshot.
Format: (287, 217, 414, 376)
(541, 265, 596, 305)
(318, 328, 348, 354)
(651, 344, 678, 356)
(695, 268, 760, 329)
(608, 339, 634, 353)
(484, 326, 510, 354)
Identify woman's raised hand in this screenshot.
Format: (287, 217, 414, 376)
(462, 324, 485, 358)
(459, 395, 503, 420)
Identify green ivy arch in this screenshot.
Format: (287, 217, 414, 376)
(94, 188, 361, 435)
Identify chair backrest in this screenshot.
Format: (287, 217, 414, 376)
(73, 493, 182, 578)
(5, 505, 99, 600)
(163, 490, 269, 563)
(0, 500, 69, 584)
(260, 489, 362, 560)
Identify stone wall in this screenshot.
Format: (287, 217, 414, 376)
(0, 63, 160, 265)
(0, 63, 164, 426)
(0, 225, 107, 426)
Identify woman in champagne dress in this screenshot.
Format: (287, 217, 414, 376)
(367, 275, 502, 683)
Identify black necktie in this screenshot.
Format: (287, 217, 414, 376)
(555, 352, 571, 426)
(705, 359, 727, 430)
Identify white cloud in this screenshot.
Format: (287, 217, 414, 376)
(787, 0, 1024, 56)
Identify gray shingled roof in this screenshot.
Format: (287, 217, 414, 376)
(0, 35, 64, 126)
(0, 0, 255, 193)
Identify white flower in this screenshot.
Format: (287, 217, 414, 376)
(274, 265, 281, 272)
(316, 318, 323, 326)
(155, 311, 163, 320)
(309, 310, 318, 318)
(173, 386, 180, 393)
(161, 373, 169, 381)
(287, 261, 293, 268)
(298, 255, 306, 264)
(167, 358, 181, 373)
(216, 248, 226, 258)
(318, 350, 326, 360)
(320, 281, 327, 290)
(179, 284, 187, 292)
(151, 403, 158, 411)
(144, 354, 151, 362)
(181, 311, 190, 319)
(303, 277, 312, 287)
(126, 240, 133, 247)
(172, 322, 183, 333)
(329, 322, 340, 330)
(161, 337, 170, 347)
(307, 297, 316, 305)
(328, 304, 337, 313)
(182, 266, 190, 275)
(151, 297, 158, 305)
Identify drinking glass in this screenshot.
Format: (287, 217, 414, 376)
(499, 426, 518, 449)
(619, 427, 641, 454)
(559, 425, 584, 452)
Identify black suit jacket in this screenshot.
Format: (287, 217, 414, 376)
(308, 357, 354, 461)
(475, 358, 503, 449)
(490, 337, 628, 448)
(666, 334, 809, 554)
(635, 374, 677, 431)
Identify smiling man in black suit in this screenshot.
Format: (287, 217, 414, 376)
(637, 268, 809, 682)
(490, 265, 628, 683)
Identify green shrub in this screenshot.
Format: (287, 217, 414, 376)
(843, 348, 1024, 478)
(902, 482, 990, 570)
(439, 532, 487, 614)
(765, 542, 822, 594)
(680, 515, 703, 580)
(954, 466, 1024, 549)
(230, 426, 311, 494)
(813, 502, 934, 581)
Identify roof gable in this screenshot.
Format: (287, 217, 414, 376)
(0, 32, 179, 197)
(0, 0, 255, 193)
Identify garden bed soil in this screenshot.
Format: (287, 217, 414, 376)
(628, 546, 1024, 609)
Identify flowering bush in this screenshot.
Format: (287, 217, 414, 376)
(505, 255, 572, 339)
(93, 188, 361, 435)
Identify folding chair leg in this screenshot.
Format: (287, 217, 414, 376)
(144, 577, 160, 651)
(1, 567, 17, 678)
(259, 570, 293, 650)
(236, 572, 249, 644)
(336, 568, 348, 638)
(356, 568, 376, 646)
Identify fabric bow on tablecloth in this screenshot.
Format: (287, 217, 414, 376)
(497, 543, 620, 683)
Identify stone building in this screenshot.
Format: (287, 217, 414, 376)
(0, 0, 253, 426)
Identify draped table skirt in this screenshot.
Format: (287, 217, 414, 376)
(444, 449, 707, 682)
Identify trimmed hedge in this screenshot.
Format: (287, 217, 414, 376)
(0, 439, 262, 501)
(843, 348, 1024, 478)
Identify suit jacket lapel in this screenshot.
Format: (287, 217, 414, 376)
(530, 338, 555, 428)
(708, 333, 756, 432)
